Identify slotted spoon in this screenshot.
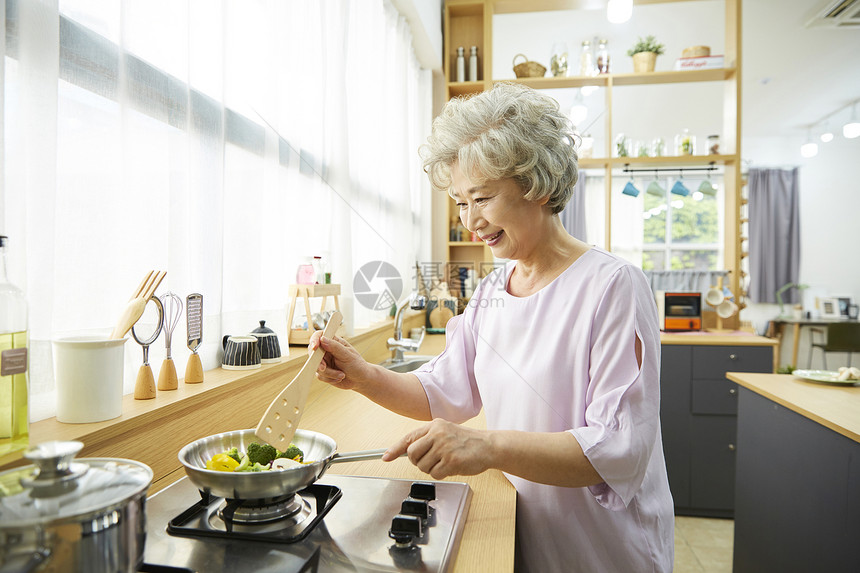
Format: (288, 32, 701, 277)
(255, 311, 342, 449)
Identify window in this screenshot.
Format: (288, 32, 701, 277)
(642, 176, 723, 271)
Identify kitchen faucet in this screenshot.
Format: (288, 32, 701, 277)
(387, 293, 427, 362)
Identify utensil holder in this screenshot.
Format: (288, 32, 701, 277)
(184, 353, 203, 384)
(286, 284, 344, 345)
(134, 364, 156, 400)
(157, 358, 178, 391)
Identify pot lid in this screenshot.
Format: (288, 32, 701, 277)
(250, 320, 276, 336)
(0, 441, 153, 527)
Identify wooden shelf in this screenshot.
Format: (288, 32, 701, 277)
(611, 154, 738, 167)
(498, 68, 734, 89)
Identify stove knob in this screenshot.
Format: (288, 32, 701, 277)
(389, 514, 423, 545)
(409, 481, 436, 501)
(400, 499, 430, 521)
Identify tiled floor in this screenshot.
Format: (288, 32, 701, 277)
(674, 516, 734, 572)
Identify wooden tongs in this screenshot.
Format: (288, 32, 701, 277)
(255, 311, 343, 449)
(110, 270, 167, 340)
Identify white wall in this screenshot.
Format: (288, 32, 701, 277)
(744, 134, 860, 368)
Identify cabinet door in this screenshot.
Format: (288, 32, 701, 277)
(692, 345, 772, 379)
(690, 415, 737, 512)
(660, 345, 692, 508)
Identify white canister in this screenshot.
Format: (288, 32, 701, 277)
(53, 337, 127, 423)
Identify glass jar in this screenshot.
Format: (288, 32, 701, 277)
(650, 137, 665, 157)
(675, 129, 695, 156)
(296, 257, 316, 285)
(579, 133, 594, 158)
(550, 42, 568, 77)
(615, 133, 629, 157)
(707, 134, 720, 155)
(596, 39, 610, 74)
(579, 40, 595, 76)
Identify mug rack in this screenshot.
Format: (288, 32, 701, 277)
(286, 284, 343, 345)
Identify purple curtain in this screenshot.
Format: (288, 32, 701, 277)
(748, 167, 800, 303)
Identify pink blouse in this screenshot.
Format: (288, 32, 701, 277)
(413, 248, 674, 572)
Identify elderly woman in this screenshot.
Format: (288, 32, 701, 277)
(311, 82, 674, 572)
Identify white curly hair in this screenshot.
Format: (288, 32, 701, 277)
(420, 82, 579, 214)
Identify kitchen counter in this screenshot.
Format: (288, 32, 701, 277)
(726, 371, 860, 442)
(1, 321, 516, 573)
(727, 372, 860, 572)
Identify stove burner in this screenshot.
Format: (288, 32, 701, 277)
(218, 493, 307, 525)
(167, 483, 342, 544)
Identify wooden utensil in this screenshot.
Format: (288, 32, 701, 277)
(111, 270, 167, 340)
(255, 310, 342, 449)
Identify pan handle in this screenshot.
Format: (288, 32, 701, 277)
(329, 448, 390, 464)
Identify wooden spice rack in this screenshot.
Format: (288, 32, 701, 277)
(286, 284, 343, 345)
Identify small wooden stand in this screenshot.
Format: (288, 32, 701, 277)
(287, 284, 344, 345)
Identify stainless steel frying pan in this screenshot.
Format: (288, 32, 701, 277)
(179, 428, 387, 499)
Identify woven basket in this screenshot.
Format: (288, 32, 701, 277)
(681, 45, 711, 58)
(512, 54, 546, 78)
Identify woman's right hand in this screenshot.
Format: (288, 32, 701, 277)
(308, 331, 371, 390)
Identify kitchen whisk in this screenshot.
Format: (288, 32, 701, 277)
(157, 291, 183, 391)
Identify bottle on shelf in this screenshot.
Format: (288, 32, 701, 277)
(456, 46, 465, 82)
(675, 128, 696, 156)
(312, 256, 324, 284)
(651, 137, 666, 157)
(596, 39, 610, 74)
(469, 46, 479, 81)
(579, 40, 595, 76)
(0, 235, 29, 459)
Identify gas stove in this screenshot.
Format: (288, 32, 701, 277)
(142, 474, 472, 572)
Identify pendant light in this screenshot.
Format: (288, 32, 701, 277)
(570, 91, 588, 127)
(819, 121, 834, 143)
(607, 0, 632, 24)
(800, 128, 818, 158)
(844, 103, 860, 139)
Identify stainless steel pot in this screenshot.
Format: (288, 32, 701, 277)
(0, 441, 153, 573)
(179, 428, 387, 499)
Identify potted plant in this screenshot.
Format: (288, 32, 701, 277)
(627, 35, 665, 73)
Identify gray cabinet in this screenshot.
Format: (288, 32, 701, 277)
(660, 344, 772, 517)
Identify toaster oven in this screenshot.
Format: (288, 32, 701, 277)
(656, 291, 702, 331)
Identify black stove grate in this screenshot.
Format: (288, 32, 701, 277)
(167, 483, 342, 544)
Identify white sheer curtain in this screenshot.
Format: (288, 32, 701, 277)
(2, 0, 432, 421)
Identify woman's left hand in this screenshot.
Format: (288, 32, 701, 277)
(382, 419, 494, 479)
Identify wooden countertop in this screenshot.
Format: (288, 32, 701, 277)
(660, 332, 777, 346)
(726, 372, 860, 443)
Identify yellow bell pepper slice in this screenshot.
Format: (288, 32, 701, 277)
(206, 453, 240, 472)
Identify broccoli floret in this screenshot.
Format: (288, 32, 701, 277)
(246, 442, 278, 465)
(224, 447, 241, 464)
(277, 444, 304, 462)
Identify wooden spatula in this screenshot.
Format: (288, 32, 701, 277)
(110, 270, 167, 339)
(255, 310, 343, 450)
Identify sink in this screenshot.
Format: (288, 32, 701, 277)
(380, 355, 435, 373)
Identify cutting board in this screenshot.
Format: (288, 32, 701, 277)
(254, 311, 342, 449)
